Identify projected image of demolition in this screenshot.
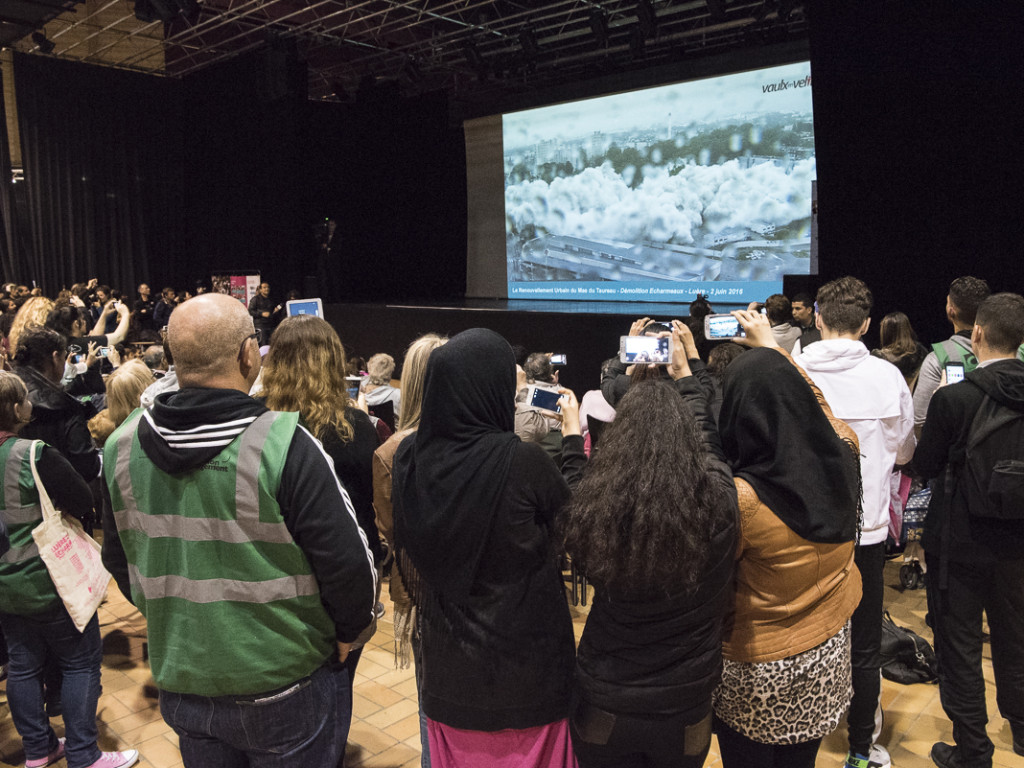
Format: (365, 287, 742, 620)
(503, 61, 814, 303)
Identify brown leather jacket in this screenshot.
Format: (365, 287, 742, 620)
(721, 353, 863, 664)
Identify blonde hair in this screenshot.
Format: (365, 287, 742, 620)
(9, 296, 55, 354)
(262, 315, 354, 442)
(0, 370, 29, 432)
(396, 334, 447, 431)
(105, 360, 155, 426)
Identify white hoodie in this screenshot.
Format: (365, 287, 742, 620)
(794, 339, 916, 545)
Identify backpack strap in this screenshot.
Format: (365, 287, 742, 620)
(932, 339, 979, 372)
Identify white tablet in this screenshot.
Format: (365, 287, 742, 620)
(285, 298, 324, 318)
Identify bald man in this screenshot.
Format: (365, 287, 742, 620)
(102, 293, 376, 768)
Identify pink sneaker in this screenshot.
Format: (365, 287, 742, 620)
(85, 751, 140, 768)
(25, 738, 64, 768)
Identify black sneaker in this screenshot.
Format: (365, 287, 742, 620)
(930, 741, 990, 768)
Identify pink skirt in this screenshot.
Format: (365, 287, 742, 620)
(427, 717, 577, 768)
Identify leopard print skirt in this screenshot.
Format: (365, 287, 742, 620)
(712, 622, 852, 745)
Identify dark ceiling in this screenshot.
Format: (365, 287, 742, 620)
(6, 0, 808, 105)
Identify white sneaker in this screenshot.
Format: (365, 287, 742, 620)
(843, 744, 891, 768)
(85, 751, 140, 768)
(870, 743, 891, 768)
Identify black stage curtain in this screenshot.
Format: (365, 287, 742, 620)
(13, 52, 185, 295)
(807, 3, 1024, 343)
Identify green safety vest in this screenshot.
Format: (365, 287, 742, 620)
(105, 409, 336, 697)
(0, 439, 61, 615)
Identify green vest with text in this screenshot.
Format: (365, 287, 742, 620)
(104, 410, 336, 697)
(0, 439, 61, 615)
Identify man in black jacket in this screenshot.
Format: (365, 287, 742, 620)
(102, 293, 376, 767)
(248, 282, 278, 345)
(914, 292, 1024, 768)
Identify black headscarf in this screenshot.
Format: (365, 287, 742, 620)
(718, 348, 859, 543)
(392, 328, 521, 602)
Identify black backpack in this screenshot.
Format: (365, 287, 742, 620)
(879, 611, 938, 685)
(957, 393, 1024, 521)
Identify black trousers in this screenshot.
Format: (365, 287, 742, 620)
(848, 542, 885, 756)
(570, 696, 711, 768)
(713, 714, 822, 768)
(926, 553, 1024, 765)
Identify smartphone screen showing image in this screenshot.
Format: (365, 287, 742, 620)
(704, 314, 745, 339)
(528, 385, 562, 414)
(550, 354, 567, 365)
(944, 363, 966, 384)
(619, 335, 671, 364)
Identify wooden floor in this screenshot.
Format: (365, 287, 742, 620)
(0, 559, 1019, 768)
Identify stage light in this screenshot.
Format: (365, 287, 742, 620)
(706, 0, 727, 22)
(629, 26, 645, 59)
(462, 40, 488, 81)
(519, 28, 540, 58)
(636, 0, 657, 38)
(590, 10, 609, 48)
(134, 0, 179, 23)
(31, 31, 55, 54)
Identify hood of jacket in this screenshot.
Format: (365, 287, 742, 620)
(137, 387, 268, 475)
(968, 359, 1024, 412)
(794, 337, 868, 372)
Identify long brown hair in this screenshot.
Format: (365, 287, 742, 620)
(261, 315, 354, 442)
(878, 311, 920, 357)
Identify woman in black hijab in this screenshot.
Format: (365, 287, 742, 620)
(712, 311, 863, 768)
(392, 328, 585, 768)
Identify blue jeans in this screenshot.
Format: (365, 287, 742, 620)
(0, 605, 103, 768)
(159, 662, 352, 768)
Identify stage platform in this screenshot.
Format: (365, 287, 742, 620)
(323, 298, 714, 395)
(384, 297, 711, 316)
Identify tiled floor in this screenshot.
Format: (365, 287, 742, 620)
(1, 560, 1019, 767)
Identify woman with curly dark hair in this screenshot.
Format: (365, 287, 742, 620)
(564, 322, 738, 768)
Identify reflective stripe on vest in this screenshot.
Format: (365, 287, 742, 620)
(112, 410, 318, 604)
(127, 568, 318, 603)
(0, 440, 41, 564)
(113, 413, 295, 546)
(1, 542, 40, 564)
(0, 439, 60, 614)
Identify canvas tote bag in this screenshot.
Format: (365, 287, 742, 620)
(29, 441, 110, 631)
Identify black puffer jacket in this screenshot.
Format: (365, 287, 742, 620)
(15, 364, 101, 482)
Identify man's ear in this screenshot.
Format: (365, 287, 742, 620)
(815, 313, 823, 331)
(971, 322, 983, 350)
(859, 317, 871, 338)
(238, 341, 260, 385)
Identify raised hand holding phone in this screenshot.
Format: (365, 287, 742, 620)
(732, 309, 780, 349)
(628, 317, 653, 337)
(667, 320, 696, 380)
(556, 387, 581, 436)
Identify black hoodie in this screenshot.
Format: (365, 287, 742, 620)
(102, 386, 377, 643)
(914, 358, 1024, 561)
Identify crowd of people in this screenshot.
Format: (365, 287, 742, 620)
(0, 274, 1021, 768)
